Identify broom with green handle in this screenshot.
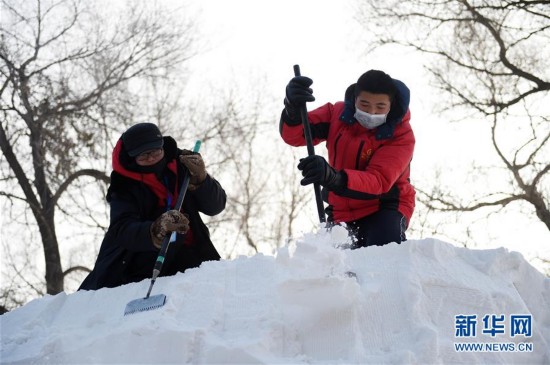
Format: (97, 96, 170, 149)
(124, 140, 201, 316)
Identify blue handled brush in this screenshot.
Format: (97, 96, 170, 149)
(124, 140, 201, 316)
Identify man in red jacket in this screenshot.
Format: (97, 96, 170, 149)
(280, 70, 415, 248)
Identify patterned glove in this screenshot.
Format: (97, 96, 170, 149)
(150, 210, 190, 249)
(179, 150, 207, 190)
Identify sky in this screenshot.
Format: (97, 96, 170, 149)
(183, 0, 423, 104)
(2, 228, 549, 363)
(176, 0, 549, 270)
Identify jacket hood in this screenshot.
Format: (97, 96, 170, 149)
(110, 136, 180, 207)
(339, 78, 411, 140)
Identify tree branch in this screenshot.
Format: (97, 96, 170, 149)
(51, 168, 110, 207)
(63, 265, 91, 276)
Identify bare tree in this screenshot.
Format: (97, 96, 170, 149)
(0, 0, 196, 306)
(356, 0, 550, 235)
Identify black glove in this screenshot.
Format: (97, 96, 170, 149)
(283, 76, 315, 126)
(297, 155, 346, 191)
(286, 76, 315, 105)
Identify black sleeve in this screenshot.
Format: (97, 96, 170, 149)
(108, 189, 157, 252)
(325, 171, 380, 200)
(187, 174, 226, 216)
(279, 108, 302, 135)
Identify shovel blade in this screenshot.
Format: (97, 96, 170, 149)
(124, 294, 166, 316)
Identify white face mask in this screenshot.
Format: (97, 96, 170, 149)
(354, 108, 387, 129)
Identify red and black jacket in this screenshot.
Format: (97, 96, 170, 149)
(280, 79, 415, 225)
(79, 136, 226, 290)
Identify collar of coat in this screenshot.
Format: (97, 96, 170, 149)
(338, 78, 411, 140)
(110, 136, 180, 207)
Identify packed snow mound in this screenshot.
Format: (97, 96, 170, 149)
(1, 227, 549, 364)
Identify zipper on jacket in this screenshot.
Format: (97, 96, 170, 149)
(355, 141, 365, 170)
(332, 133, 343, 166)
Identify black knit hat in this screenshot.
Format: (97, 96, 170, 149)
(355, 70, 397, 100)
(122, 123, 164, 157)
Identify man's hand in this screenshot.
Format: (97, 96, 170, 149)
(285, 76, 315, 105)
(150, 210, 190, 249)
(297, 155, 346, 191)
(179, 150, 207, 190)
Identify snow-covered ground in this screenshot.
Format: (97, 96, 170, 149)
(1, 226, 549, 364)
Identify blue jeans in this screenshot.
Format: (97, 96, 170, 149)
(346, 209, 407, 249)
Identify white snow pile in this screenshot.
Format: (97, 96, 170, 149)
(1, 226, 549, 364)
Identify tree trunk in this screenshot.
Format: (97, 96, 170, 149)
(531, 191, 550, 232)
(39, 214, 64, 294)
